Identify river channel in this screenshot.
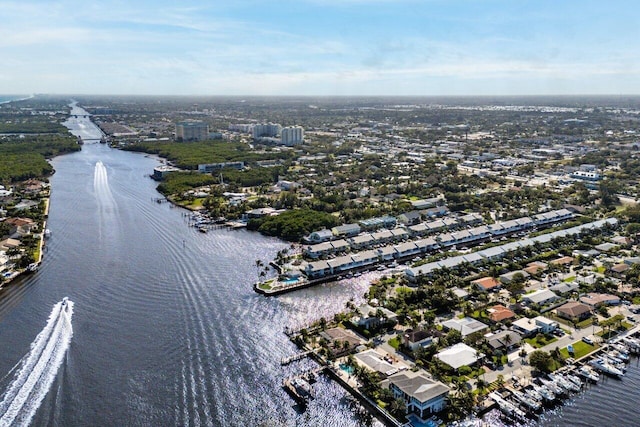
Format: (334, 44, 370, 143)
(0, 107, 379, 426)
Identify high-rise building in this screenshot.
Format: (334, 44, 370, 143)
(252, 123, 282, 141)
(175, 121, 209, 141)
(281, 126, 304, 146)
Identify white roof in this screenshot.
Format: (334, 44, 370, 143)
(436, 343, 480, 369)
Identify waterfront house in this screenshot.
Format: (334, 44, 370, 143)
(13, 200, 38, 211)
(556, 301, 592, 322)
(0, 238, 21, 252)
(319, 328, 364, 356)
(435, 343, 482, 369)
(4, 217, 36, 237)
(303, 229, 333, 244)
(352, 304, 398, 329)
(383, 371, 449, 419)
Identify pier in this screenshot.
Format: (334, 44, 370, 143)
(280, 350, 314, 365)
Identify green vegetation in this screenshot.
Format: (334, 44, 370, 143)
(0, 136, 80, 183)
(559, 341, 598, 359)
(388, 336, 401, 350)
(525, 334, 558, 349)
(249, 208, 340, 241)
(123, 140, 290, 170)
(156, 172, 219, 196)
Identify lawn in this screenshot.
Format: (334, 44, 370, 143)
(576, 317, 594, 329)
(388, 336, 401, 350)
(560, 341, 598, 360)
(525, 336, 558, 349)
(563, 276, 576, 282)
(595, 266, 606, 274)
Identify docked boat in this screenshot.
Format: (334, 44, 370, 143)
(44, 229, 51, 238)
(578, 366, 600, 382)
(539, 378, 564, 396)
(489, 392, 527, 420)
(27, 263, 39, 272)
(532, 384, 556, 402)
(564, 373, 583, 389)
(510, 389, 541, 412)
(589, 358, 624, 378)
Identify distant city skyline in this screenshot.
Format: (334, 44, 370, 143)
(2, 0, 639, 96)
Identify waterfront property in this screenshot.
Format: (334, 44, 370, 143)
(383, 371, 450, 420)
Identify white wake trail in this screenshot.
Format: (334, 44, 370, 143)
(0, 299, 74, 427)
(93, 161, 117, 211)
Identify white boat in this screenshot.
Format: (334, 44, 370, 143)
(540, 378, 564, 395)
(564, 373, 583, 388)
(532, 384, 556, 402)
(511, 389, 541, 411)
(589, 358, 624, 378)
(579, 365, 600, 382)
(27, 263, 39, 272)
(44, 229, 51, 238)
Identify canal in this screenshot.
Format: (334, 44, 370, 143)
(0, 109, 380, 426)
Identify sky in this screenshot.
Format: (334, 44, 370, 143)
(1, 0, 639, 96)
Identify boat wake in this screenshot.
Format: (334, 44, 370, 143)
(0, 299, 74, 427)
(94, 161, 117, 211)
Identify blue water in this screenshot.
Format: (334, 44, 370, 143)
(339, 364, 354, 374)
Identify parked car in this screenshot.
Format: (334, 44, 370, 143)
(582, 337, 594, 345)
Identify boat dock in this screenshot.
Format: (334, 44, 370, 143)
(281, 350, 314, 365)
(282, 366, 326, 405)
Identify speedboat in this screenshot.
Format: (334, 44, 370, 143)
(62, 297, 68, 306)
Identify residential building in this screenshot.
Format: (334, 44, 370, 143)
(175, 121, 209, 141)
(487, 330, 522, 351)
(522, 289, 559, 306)
(579, 293, 621, 307)
(280, 126, 304, 146)
(472, 277, 501, 292)
(487, 305, 516, 323)
(403, 329, 434, 351)
(533, 316, 559, 334)
(441, 317, 488, 337)
(352, 304, 397, 329)
(435, 343, 481, 369)
(384, 371, 449, 419)
(556, 301, 592, 322)
(512, 318, 540, 337)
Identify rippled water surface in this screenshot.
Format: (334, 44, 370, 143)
(0, 118, 382, 426)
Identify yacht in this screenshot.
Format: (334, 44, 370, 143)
(589, 358, 624, 378)
(532, 384, 556, 402)
(578, 365, 600, 382)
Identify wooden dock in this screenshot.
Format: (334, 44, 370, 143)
(281, 350, 314, 365)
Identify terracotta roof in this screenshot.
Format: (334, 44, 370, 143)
(550, 256, 574, 265)
(472, 276, 500, 291)
(556, 301, 591, 318)
(488, 305, 516, 322)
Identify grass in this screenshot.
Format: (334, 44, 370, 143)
(576, 317, 594, 329)
(559, 341, 599, 360)
(388, 336, 401, 350)
(563, 276, 576, 282)
(525, 336, 558, 349)
(595, 266, 606, 274)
